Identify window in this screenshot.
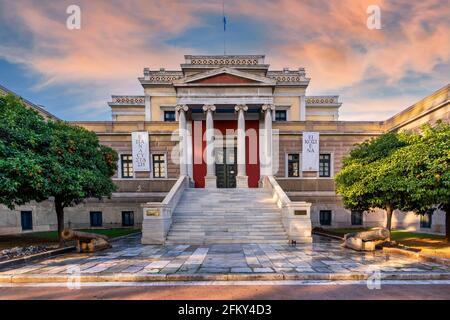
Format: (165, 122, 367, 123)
(275, 110, 287, 121)
(90, 211, 103, 227)
(319, 154, 331, 177)
(319, 210, 332, 226)
(351, 211, 363, 226)
(164, 111, 176, 122)
(21, 211, 33, 231)
(121, 154, 133, 178)
(122, 211, 134, 227)
(287, 154, 300, 177)
(152, 154, 166, 178)
(420, 213, 432, 228)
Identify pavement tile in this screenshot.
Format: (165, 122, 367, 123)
(1, 234, 448, 281)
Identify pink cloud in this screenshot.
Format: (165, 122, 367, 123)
(0, 0, 448, 120)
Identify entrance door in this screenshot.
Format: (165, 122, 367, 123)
(216, 147, 237, 188)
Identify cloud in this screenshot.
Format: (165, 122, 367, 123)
(229, 0, 450, 91)
(0, 0, 448, 120)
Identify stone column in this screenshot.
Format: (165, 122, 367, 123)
(203, 104, 216, 188)
(235, 104, 248, 188)
(262, 104, 275, 177)
(176, 105, 189, 176)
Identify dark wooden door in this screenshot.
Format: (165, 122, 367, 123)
(216, 147, 237, 188)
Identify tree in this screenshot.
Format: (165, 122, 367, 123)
(0, 95, 50, 208)
(393, 122, 450, 241)
(45, 121, 118, 246)
(335, 132, 412, 232)
(0, 94, 118, 246)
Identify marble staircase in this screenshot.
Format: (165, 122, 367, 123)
(165, 188, 288, 244)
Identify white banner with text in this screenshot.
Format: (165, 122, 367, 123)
(302, 132, 320, 171)
(132, 131, 150, 172)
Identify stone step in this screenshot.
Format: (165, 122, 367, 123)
(166, 239, 288, 244)
(166, 188, 288, 244)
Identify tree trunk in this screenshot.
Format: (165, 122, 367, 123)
(55, 198, 65, 248)
(385, 204, 393, 232)
(444, 203, 450, 243)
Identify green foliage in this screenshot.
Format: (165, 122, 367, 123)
(395, 121, 450, 213)
(0, 94, 118, 210)
(0, 95, 50, 208)
(45, 120, 118, 208)
(335, 132, 413, 213)
(336, 121, 450, 235)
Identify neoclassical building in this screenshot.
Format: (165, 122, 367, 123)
(0, 55, 449, 243)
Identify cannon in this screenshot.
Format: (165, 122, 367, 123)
(343, 227, 390, 251)
(61, 229, 112, 253)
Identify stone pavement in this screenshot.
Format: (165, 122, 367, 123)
(0, 234, 449, 282)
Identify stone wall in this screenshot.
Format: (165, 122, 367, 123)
(0, 194, 167, 235)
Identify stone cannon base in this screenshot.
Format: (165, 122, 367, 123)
(77, 238, 111, 253)
(344, 237, 377, 251)
(343, 227, 390, 252)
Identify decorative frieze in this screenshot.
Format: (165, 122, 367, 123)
(191, 58, 259, 65)
(142, 68, 183, 84)
(110, 95, 145, 105)
(305, 96, 340, 105)
(267, 69, 309, 85)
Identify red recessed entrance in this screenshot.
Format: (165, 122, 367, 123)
(192, 120, 260, 188)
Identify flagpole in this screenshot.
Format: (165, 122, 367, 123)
(223, 0, 226, 55)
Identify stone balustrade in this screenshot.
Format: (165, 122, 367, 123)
(263, 176, 312, 243)
(141, 175, 189, 244)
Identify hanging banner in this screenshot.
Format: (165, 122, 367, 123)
(302, 132, 320, 171)
(132, 131, 150, 172)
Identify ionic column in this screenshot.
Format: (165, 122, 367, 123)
(176, 105, 189, 176)
(262, 104, 275, 177)
(203, 104, 216, 188)
(235, 104, 248, 188)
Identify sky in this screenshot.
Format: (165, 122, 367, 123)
(0, 0, 449, 121)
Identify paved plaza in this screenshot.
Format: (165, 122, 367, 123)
(0, 234, 449, 282)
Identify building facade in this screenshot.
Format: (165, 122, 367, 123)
(0, 55, 449, 239)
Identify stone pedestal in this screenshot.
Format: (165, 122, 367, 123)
(204, 175, 217, 188)
(236, 175, 248, 188)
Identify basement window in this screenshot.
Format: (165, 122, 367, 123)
(420, 213, 432, 229)
(319, 210, 332, 226)
(90, 211, 103, 227)
(122, 211, 134, 227)
(351, 211, 363, 226)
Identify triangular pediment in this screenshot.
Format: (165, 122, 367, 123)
(191, 73, 259, 84)
(173, 67, 276, 86)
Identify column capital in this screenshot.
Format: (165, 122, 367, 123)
(261, 104, 275, 112)
(175, 104, 189, 113)
(202, 104, 216, 112)
(234, 104, 248, 112)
